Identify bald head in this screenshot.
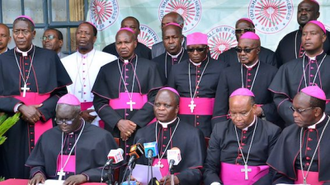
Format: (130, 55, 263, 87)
(162, 12, 184, 28)
(297, 0, 320, 27)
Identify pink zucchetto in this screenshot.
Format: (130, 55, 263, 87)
(15, 15, 35, 26)
(160, 87, 180, 97)
(118, 27, 135, 34)
(164, 22, 182, 28)
(240, 32, 260, 40)
(57, 94, 81, 106)
(238, 18, 254, 27)
(230, 88, 255, 98)
(187, 32, 208, 46)
(307, 20, 326, 34)
(301, 86, 327, 101)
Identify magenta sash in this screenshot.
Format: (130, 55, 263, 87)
(295, 170, 324, 185)
(14, 92, 52, 145)
(109, 93, 147, 110)
(220, 162, 269, 185)
(152, 159, 169, 177)
(179, 97, 214, 115)
(57, 155, 76, 173)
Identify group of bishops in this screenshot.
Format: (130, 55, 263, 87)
(0, 0, 330, 184)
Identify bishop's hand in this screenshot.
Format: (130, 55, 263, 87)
(19, 104, 42, 124)
(80, 109, 97, 123)
(117, 120, 136, 135)
(28, 172, 45, 185)
(63, 174, 87, 185)
(159, 175, 180, 185)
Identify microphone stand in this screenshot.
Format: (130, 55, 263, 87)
(170, 168, 175, 185)
(107, 163, 113, 185)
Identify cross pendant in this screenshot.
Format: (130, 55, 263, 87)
(157, 160, 164, 168)
(78, 87, 84, 99)
(188, 100, 196, 113)
(21, 83, 30, 97)
(127, 99, 136, 111)
(241, 164, 252, 180)
(57, 169, 65, 180)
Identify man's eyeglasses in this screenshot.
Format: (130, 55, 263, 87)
(235, 47, 257, 53)
(235, 28, 255, 33)
(187, 47, 207, 53)
(290, 106, 314, 114)
(13, 30, 31, 36)
(55, 116, 77, 125)
(42, 35, 56, 41)
(229, 108, 253, 118)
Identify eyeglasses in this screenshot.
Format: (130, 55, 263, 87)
(42, 35, 56, 41)
(235, 28, 255, 33)
(229, 108, 253, 118)
(55, 115, 78, 125)
(235, 47, 258, 53)
(13, 29, 32, 36)
(290, 106, 314, 114)
(187, 47, 207, 53)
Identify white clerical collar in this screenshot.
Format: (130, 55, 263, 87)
(167, 47, 183, 58)
(0, 48, 8, 54)
(189, 56, 208, 66)
(306, 50, 324, 60)
(243, 60, 259, 69)
(242, 116, 256, 131)
(158, 117, 178, 128)
(16, 45, 33, 57)
(308, 113, 326, 129)
(78, 48, 95, 59)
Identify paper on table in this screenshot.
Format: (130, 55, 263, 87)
(132, 164, 163, 185)
(39, 179, 64, 185)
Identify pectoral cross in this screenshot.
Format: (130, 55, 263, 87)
(57, 169, 65, 180)
(188, 100, 196, 113)
(241, 164, 252, 180)
(127, 99, 136, 111)
(78, 87, 84, 99)
(21, 83, 30, 97)
(156, 160, 164, 168)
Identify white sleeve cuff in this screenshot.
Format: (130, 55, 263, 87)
(211, 182, 221, 185)
(14, 103, 23, 113)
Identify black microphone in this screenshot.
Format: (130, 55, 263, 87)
(127, 143, 144, 167)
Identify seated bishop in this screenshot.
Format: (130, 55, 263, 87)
(134, 87, 206, 185)
(26, 94, 118, 185)
(203, 88, 281, 185)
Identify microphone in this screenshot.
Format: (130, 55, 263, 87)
(128, 143, 144, 166)
(167, 147, 181, 171)
(143, 141, 158, 158)
(106, 148, 124, 165)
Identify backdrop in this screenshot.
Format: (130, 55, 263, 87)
(87, 0, 330, 60)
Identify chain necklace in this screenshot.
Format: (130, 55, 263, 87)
(188, 58, 210, 113)
(302, 54, 327, 88)
(299, 117, 329, 184)
(164, 49, 185, 78)
(74, 50, 96, 99)
(14, 46, 36, 97)
(58, 119, 85, 180)
(240, 61, 260, 91)
(117, 56, 138, 111)
(234, 118, 258, 180)
(155, 117, 180, 168)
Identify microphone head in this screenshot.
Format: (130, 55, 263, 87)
(129, 143, 144, 160)
(143, 141, 159, 158)
(167, 147, 181, 165)
(108, 148, 124, 164)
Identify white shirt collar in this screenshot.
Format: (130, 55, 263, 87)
(243, 60, 259, 69)
(16, 45, 33, 57)
(306, 50, 324, 60)
(158, 117, 177, 128)
(167, 47, 183, 58)
(308, 113, 326, 129)
(78, 48, 95, 58)
(242, 116, 256, 131)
